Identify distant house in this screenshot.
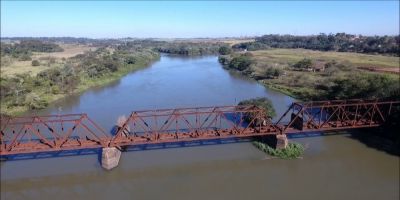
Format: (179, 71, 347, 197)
(305, 61, 325, 72)
(312, 61, 326, 72)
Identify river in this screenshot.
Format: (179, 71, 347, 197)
(1, 55, 398, 200)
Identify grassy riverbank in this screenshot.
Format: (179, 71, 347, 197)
(226, 48, 399, 155)
(219, 48, 399, 100)
(1, 50, 159, 116)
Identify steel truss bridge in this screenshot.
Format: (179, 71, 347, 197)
(1, 99, 399, 156)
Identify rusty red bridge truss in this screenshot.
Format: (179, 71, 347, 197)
(1, 99, 399, 156)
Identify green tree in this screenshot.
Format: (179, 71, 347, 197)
(238, 97, 276, 118)
(229, 55, 253, 71)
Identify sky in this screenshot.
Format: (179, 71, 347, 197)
(1, 1, 399, 38)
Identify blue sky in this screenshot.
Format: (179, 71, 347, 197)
(1, 1, 399, 38)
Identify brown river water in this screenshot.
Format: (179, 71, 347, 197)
(1, 55, 399, 200)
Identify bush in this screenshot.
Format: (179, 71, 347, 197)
(325, 73, 399, 100)
(31, 60, 40, 66)
(238, 97, 276, 118)
(124, 56, 136, 64)
(218, 56, 230, 65)
(25, 93, 48, 110)
(293, 58, 312, 69)
(51, 86, 60, 94)
(253, 141, 304, 159)
(229, 55, 253, 71)
(265, 67, 283, 78)
(218, 46, 232, 55)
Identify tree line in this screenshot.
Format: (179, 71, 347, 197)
(1, 40, 64, 61)
(233, 33, 400, 56)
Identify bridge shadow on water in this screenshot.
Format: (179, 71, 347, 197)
(0, 137, 255, 162)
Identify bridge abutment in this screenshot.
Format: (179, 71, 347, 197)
(101, 147, 121, 170)
(276, 134, 288, 149)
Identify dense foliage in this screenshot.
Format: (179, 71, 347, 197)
(322, 73, 399, 100)
(1, 40, 64, 61)
(1, 40, 63, 55)
(234, 33, 400, 56)
(226, 54, 253, 71)
(157, 42, 224, 55)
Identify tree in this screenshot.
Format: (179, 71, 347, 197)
(31, 60, 40, 66)
(229, 55, 253, 71)
(238, 97, 276, 118)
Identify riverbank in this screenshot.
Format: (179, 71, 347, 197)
(1, 53, 160, 116)
(219, 48, 399, 101)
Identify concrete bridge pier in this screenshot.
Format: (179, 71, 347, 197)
(276, 134, 288, 149)
(101, 147, 121, 170)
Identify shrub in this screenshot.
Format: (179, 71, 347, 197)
(25, 93, 48, 110)
(265, 67, 283, 78)
(218, 46, 232, 55)
(31, 60, 40, 66)
(124, 56, 136, 64)
(51, 86, 60, 94)
(229, 55, 253, 71)
(218, 56, 230, 65)
(253, 141, 304, 159)
(293, 58, 312, 69)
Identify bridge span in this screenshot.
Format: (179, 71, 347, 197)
(1, 99, 399, 169)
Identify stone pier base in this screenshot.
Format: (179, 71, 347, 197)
(276, 134, 288, 149)
(101, 147, 121, 170)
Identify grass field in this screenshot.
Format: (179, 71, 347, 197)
(1, 44, 95, 76)
(222, 39, 255, 46)
(250, 48, 399, 69)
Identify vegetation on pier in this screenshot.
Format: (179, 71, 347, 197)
(237, 97, 304, 158)
(253, 141, 304, 159)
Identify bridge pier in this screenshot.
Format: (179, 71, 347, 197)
(276, 134, 288, 149)
(101, 147, 121, 170)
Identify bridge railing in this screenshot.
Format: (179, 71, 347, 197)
(275, 100, 400, 133)
(109, 105, 275, 146)
(0, 114, 109, 155)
